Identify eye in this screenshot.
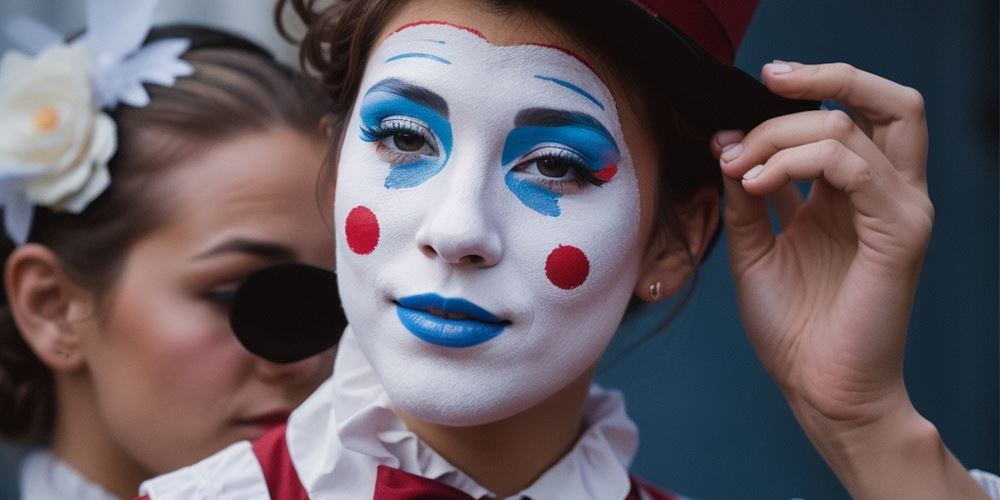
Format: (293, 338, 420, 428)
(513, 145, 607, 194)
(390, 132, 429, 153)
(204, 288, 238, 312)
(361, 116, 439, 162)
(534, 156, 574, 179)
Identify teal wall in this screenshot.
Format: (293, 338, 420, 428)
(596, 0, 998, 498)
(0, 1, 996, 499)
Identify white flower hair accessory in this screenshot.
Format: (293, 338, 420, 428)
(0, 0, 193, 244)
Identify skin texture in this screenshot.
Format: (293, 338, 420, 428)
(7, 128, 337, 498)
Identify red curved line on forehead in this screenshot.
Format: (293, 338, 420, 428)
(391, 20, 488, 40)
(389, 21, 611, 97)
(523, 43, 600, 79)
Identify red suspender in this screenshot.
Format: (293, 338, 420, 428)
(627, 475, 679, 500)
(252, 424, 311, 500)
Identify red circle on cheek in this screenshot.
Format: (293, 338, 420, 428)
(545, 245, 590, 290)
(345, 206, 380, 255)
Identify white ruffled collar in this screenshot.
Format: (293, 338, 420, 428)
(20, 449, 121, 500)
(288, 326, 639, 499)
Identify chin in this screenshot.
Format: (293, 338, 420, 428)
(390, 391, 533, 427)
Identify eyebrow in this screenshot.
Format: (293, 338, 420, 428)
(385, 52, 452, 65)
(193, 238, 297, 262)
(534, 75, 605, 111)
(365, 78, 450, 119)
(513, 107, 615, 143)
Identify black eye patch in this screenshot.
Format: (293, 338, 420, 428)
(229, 263, 345, 363)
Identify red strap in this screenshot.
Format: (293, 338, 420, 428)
(626, 475, 679, 500)
(252, 424, 311, 500)
(373, 465, 475, 499)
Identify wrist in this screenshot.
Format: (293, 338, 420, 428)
(788, 397, 987, 499)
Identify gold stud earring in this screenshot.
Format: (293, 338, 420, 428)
(649, 281, 662, 301)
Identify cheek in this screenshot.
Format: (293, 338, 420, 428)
(86, 292, 246, 469)
(545, 244, 590, 290)
(345, 205, 381, 255)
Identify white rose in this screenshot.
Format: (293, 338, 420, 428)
(0, 43, 115, 214)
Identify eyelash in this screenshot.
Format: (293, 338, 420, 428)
(360, 117, 439, 164)
(513, 146, 607, 194)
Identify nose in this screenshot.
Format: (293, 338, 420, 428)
(415, 179, 502, 267)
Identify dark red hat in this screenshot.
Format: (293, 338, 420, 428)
(531, 0, 816, 132)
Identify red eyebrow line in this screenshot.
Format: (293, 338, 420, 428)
(523, 42, 600, 78)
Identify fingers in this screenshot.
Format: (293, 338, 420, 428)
(762, 62, 924, 124)
(719, 109, 892, 184)
(761, 61, 928, 187)
(740, 140, 891, 220)
(721, 173, 774, 272)
(714, 130, 774, 271)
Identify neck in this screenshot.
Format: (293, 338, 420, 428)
(397, 367, 595, 498)
(50, 372, 149, 499)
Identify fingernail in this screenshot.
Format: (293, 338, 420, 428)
(743, 164, 765, 180)
(767, 63, 794, 75)
(716, 129, 743, 147)
(720, 143, 743, 163)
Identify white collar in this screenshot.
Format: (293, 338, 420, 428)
(20, 449, 121, 500)
(288, 326, 639, 500)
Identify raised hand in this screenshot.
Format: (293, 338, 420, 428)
(712, 62, 986, 499)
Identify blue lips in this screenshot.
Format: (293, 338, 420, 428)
(396, 293, 509, 348)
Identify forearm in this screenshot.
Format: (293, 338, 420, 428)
(790, 398, 987, 500)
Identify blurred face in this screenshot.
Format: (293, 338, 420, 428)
(76, 128, 335, 474)
(334, 1, 658, 426)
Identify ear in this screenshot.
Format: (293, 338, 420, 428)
(634, 185, 720, 302)
(318, 113, 339, 141)
(5, 244, 93, 371)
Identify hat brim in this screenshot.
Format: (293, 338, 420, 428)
(529, 0, 818, 132)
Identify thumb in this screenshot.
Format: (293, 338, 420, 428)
(722, 173, 774, 276)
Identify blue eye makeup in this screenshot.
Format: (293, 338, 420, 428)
(358, 78, 454, 189)
(501, 108, 621, 217)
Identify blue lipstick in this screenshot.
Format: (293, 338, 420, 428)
(395, 293, 509, 348)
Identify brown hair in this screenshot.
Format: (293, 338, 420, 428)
(0, 25, 329, 445)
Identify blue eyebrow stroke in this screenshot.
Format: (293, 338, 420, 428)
(534, 75, 605, 111)
(385, 52, 452, 65)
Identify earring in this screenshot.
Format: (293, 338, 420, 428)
(649, 281, 662, 301)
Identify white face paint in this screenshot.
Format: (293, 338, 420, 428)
(334, 22, 644, 425)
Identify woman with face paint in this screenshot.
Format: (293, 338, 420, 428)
(0, 4, 337, 498)
(139, 0, 997, 499)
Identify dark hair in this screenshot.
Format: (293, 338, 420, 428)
(276, 0, 719, 356)
(0, 25, 329, 445)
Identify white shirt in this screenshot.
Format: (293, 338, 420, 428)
(141, 326, 643, 499)
(20, 450, 120, 500)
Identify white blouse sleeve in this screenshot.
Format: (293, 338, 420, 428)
(972, 469, 1000, 499)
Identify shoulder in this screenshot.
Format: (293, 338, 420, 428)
(138, 440, 270, 500)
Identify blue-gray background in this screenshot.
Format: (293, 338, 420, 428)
(0, 1, 996, 499)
